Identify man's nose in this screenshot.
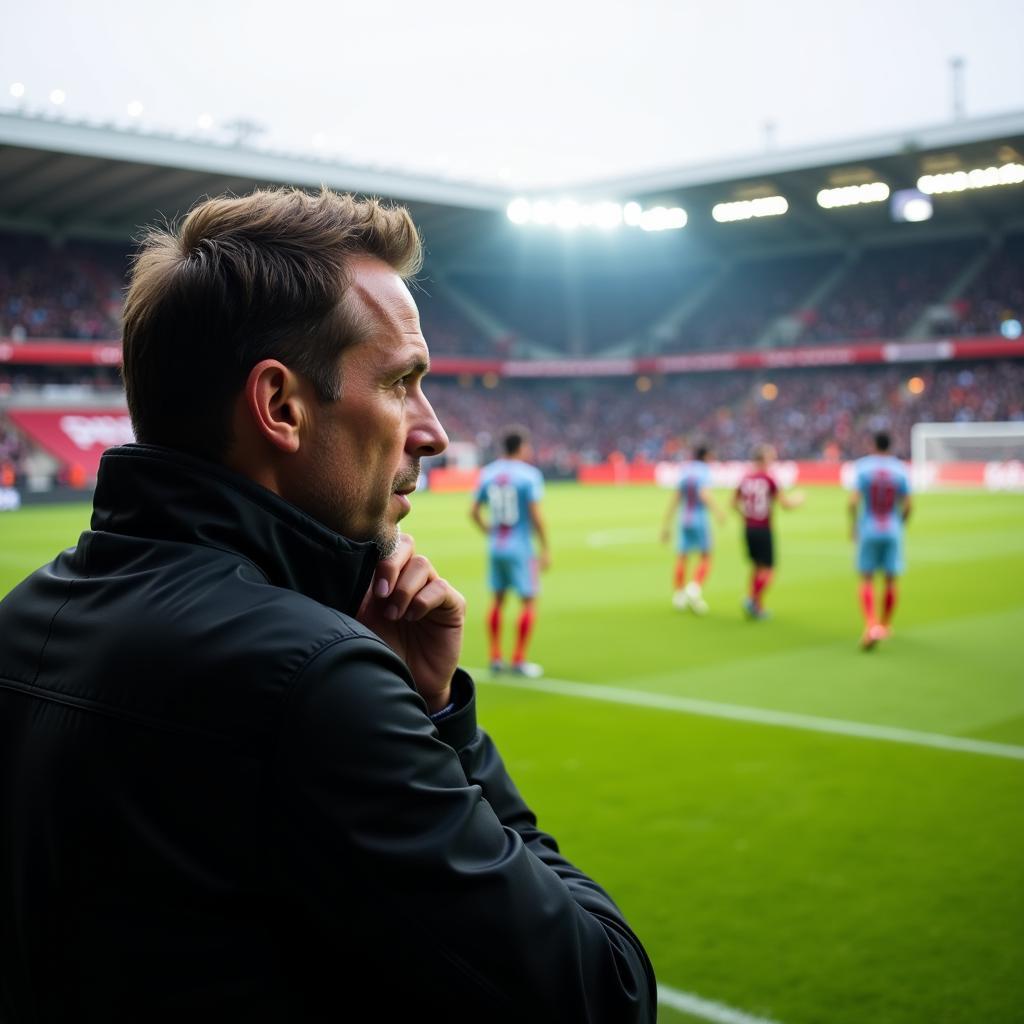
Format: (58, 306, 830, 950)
(407, 395, 448, 457)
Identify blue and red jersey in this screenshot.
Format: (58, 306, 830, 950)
(677, 461, 712, 529)
(475, 459, 544, 558)
(852, 455, 910, 540)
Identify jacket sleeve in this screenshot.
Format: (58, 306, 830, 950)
(268, 636, 656, 1023)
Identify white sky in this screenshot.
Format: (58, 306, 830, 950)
(3, 0, 1024, 190)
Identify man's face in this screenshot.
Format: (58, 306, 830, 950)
(295, 256, 448, 554)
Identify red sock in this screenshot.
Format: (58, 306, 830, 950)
(674, 557, 687, 589)
(883, 581, 898, 625)
(488, 603, 503, 661)
(752, 568, 771, 605)
(860, 581, 875, 626)
(513, 606, 536, 664)
(695, 555, 711, 586)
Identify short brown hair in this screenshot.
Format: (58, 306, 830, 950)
(122, 187, 422, 458)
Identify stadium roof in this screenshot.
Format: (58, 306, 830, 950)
(0, 111, 508, 242)
(1, 109, 1023, 267)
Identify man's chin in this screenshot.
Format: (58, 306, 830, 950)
(373, 522, 400, 560)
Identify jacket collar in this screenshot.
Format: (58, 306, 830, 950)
(91, 444, 380, 618)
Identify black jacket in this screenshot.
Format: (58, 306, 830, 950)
(0, 445, 655, 1023)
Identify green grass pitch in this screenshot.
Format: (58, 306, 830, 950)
(2, 484, 1022, 1023)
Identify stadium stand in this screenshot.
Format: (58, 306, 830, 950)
(0, 233, 125, 341)
(425, 359, 1024, 468)
(944, 232, 1024, 337)
(673, 252, 842, 351)
(796, 238, 984, 344)
(4, 230, 1023, 356)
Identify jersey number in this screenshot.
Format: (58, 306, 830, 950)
(869, 476, 897, 517)
(487, 483, 520, 526)
(742, 479, 771, 520)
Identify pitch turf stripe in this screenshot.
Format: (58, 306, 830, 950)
(479, 674, 1024, 761)
(657, 985, 782, 1024)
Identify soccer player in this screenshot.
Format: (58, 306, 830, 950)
(660, 444, 724, 614)
(849, 431, 912, 650)
(471, 428, 550, 676)
(733, 444, 804, 619)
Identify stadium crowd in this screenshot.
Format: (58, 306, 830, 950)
(2, 230, 1021, 354)
(427, 360, 1024, 469)
(1, 360, 1022, 484)
(0, 234, 125, 340)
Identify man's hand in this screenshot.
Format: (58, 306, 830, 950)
(539, 549, 552, 572)
(357, 533, 465, 713)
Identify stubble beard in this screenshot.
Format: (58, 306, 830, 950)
(373, 461, 420, 560)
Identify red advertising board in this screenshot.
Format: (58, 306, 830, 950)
(2, 335, 1020, 376)
(7, 409, 134, 479)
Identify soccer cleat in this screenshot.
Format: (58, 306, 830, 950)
(861, 624, 887, 650)
(684, 582, 708, 614)
(510, 661, 543, 678)
(743, 598, 769, 621)
(672, 589, 689, 611)
(489, 659, 506, 675)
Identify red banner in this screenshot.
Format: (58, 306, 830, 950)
(7, 409, 134, 479)
(2, 335, 1019, 376)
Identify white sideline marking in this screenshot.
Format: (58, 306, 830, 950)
(479, 674, 1024, 761)
(657, 985, 782, 1024)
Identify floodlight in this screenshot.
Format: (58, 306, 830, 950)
(49, 88, 66, 105)
(890, 189, 933, 223)
(1001, 319, 1022, 340)
(9, 82, 25, 98)
(639, 206, 667, 232)
(918, 162, 1024, 195)
(532, 200, 555, 225)
(506, 198, 530, 225)
(817, 182, 890, 209)
(197, 113, 214, 130)
(712, 196, 787, 223)
(554, 200, 581, 230)
(592, 202, 623, 229)
(127, 100, 144, 118)
(505, 198, 677, 233)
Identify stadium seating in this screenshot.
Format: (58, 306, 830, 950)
(425, 360, 1024, 467)
(3, 230, 1022, 356)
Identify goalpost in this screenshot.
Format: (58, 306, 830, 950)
(910, 421, 1024, 491)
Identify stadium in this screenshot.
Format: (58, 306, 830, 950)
(1, 79, 1023, 1024)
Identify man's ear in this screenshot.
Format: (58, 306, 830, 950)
(242, 359, 309, 454)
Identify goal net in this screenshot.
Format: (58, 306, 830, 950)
(910, 421, 1024, 490)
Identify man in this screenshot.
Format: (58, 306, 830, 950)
(471, 428, 550, 676)
(849, 431, 912, 650)
(733, 444, 804, 619)
(660, 444, 724, 614)
(0, 189, 654, 1023)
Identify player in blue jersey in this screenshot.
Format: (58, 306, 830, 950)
(660, 445, 724, 614)
(848, 431, 912, 650)
(471, 428, 550, 676)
